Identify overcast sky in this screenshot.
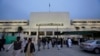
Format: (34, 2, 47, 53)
(0, 0, 100, 20)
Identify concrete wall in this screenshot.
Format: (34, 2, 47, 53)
(30, 12, 70, 28)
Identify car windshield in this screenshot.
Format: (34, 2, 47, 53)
(85, 40, 95, 43)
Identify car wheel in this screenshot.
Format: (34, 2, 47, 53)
(94, 48, 100, 54)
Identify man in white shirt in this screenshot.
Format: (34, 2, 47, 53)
(67, 38, 72, 47)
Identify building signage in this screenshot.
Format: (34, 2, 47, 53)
(36, 23, 63, 26)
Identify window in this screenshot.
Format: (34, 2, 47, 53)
(88, 21, 96, 23)
(96, 41, 100, 44)
(46, 31, 52, 35)
(75, 27, 80, 30)
(31, 32, 36, 35)
(54, 31, 61, 35)
(38, 31, 44, 35)
(81, 26, 85, 29)
(85, 40, 95, 43)
(72, 21, 77, 23)
(97, 21, 100, 23)
(24, 32, 29, 35)
(91, 27, 96, 29)
(72, 21, 87, 23)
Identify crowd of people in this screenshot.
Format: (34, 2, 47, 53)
(37, 37, 73, 51)
(0, 26, 89, 56)
(0, 32, 86, 56)
(0, 32, 36, 56)
(0, 33, 74, 56)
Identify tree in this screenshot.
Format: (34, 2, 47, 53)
(17, 26, 23, 33)
(2, 28, 6, 36)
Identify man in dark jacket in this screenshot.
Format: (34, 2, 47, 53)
(24, 38, 35, 56)
(7, 36, 22, 56)
(0, 39, 2, 51)
(1, 35, 5, 51)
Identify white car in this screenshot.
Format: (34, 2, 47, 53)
(80, 40, 100, 54)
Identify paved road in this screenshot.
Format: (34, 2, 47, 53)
(0, 45, 100, 56)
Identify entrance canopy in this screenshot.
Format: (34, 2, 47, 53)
(61, 31, 100, 36)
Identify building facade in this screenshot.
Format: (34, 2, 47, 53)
(71, 19, 100, 30)
(0, 12, 100, 43)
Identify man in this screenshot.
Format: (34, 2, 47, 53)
(7, 36, 22, 56)
(37, 38, 41, 51)
(1, 35, 5, 51)
(0, 39, 2, 51)
(67, 38, 72, 48)
(42, 38, 46, 49)
(22, 37, 28, 51)
(24, 38, 35, 56)
(57, 38, 61, 50)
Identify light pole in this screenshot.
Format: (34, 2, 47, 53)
(37, 25, 40, 51)
(57, 26, 58, 39)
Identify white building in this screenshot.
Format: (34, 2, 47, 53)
(71, 19, 100, 30)
(0, 12, 100, 43)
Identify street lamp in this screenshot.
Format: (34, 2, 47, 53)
(37, 24, 40, 51)
(57, 26, 58, 39)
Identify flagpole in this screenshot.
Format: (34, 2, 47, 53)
(49, 3, 50, 12)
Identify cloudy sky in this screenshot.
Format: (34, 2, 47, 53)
(0, 0, 100, 20)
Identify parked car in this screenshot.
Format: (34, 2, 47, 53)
(80, 40, 100, 54)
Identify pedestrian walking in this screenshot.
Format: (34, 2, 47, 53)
(67, 38, 72, 48)
(51, 38, 56, 48)
(66, 39, 68, 47)
(57, 38, 61, 50)
(42, 38, 46, 49)
(60, 38, 63, 48)
(1, 35, 5, 51)
(46, 37, 51, 49)
(0, 39, 2, 51)
(22, 37, 28, 51)
(37, 37, 41, 51)
(24, 38, 35, 56)
(7, 36, 22, 56)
